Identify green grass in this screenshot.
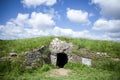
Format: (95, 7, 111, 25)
(0, 36, 120, 80)
(2, 63, 120, 80)
(0, 36, 120, 58)
(70, 38, 120, 58)
(0, 36, 54, 57)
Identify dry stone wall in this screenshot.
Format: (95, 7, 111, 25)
(49, 38, 81, 65)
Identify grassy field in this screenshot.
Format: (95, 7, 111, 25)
(0, 36, 54, 57)
(0, 36, 120, 80)
(2, 63, 120, 80)
(0, 36, 120, 58)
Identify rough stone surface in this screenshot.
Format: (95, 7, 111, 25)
(23, 46, 50, 69)
(9, 53, 17, 57)
(82, 57, 91, 66)
(0, 53, 18, 61)
(96, 52, 108, 56)
(49, 38, 73, 65)
(49, 38, 73, 54)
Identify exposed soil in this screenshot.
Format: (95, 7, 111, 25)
(48, 68, 72, 77)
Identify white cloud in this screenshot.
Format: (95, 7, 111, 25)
(0, 13, 109, 41)
(93, 18, 120, 32)
(12, 13, 29, 27)
(22, 0, 56, 8)
(52, 27, 90, 38)
(91, 0, 120, 19)
(93, 18, 120, 39)
(0, 25, 4, 30)
(66, 8, 91, 25)
(29, 12, 55, 30)
(91, 0, 120, 40)
(0, 12, 55, 39)
(0, 12, 119, 41)
(51, 26, 109, 41)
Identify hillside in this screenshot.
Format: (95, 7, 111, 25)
(0, 36, 120, 58)
(0, 36, 120, 80)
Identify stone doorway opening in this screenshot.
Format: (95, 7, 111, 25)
(56, 53, 68, 68)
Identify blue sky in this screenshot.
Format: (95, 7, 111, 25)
(0, 0, 120, 41)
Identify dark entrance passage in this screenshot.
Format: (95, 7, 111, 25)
(56, 53, 68, 68)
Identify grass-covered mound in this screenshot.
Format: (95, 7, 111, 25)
(0, 36, 120, 80)
(0, 36, 120, 58)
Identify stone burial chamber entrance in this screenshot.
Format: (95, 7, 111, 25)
(56, 53, 68, 68)
(49, 38, 73, 67)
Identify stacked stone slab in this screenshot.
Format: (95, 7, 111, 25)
(23, 46, 50, 69)
(49, 38, 73, 65)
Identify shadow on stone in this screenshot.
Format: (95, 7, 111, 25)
(56, 53, 68, 68)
